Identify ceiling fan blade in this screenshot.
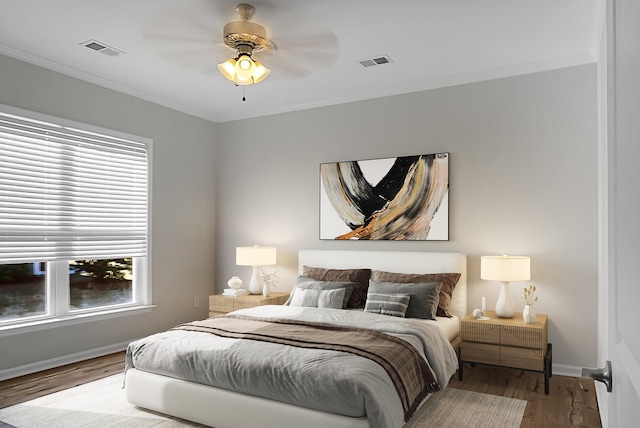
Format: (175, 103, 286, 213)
(255, 33, 339, 78)
(141, 1, 230, 71)
(141, 1, 339, 79)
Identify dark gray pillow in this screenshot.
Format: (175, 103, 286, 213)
(367, 280, 442, 320)
(364, 292, 411, 317)
(284, 276, 357, 309)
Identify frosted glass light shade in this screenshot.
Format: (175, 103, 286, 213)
(217, 58, 237, 80)
(250, 60, 270, 83)
(481, 256, 530, 281)
(217, 55, 271, 86)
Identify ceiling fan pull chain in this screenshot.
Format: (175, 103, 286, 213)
(242, 86, 246, 102)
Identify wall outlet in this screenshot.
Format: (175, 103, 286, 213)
(193, 297, 199, 308)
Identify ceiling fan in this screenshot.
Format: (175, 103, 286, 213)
(142, 1, 339, 85)
(217, 3, 274, 85)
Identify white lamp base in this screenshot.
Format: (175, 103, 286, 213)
(248, 266, 263, 295)
(495, 281, 515, 318)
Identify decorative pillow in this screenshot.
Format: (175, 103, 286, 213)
(364, 292, 411, 318)
(302, 266, 371, 309)
(367, 280, 442, 320)
(289, 288, 346, 309)
(284, 276, 356, 309)
(371, 271, 461, 317)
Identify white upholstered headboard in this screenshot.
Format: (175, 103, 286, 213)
(298, 250, 467, 319)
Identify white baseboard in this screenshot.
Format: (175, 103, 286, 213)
(0, 341, 130, 381)
(552, 363, 583, 377)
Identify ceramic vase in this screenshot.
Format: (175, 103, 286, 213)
(523, 304, 536, 324)
(262, 283, 270, 298)
(227, 276, 243, 290)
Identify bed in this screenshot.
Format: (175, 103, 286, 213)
(125, 250, 467, 428)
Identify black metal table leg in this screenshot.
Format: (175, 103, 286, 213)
(544, 343, 553, 394)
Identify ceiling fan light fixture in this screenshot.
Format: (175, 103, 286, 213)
(217, 4, 273, 86)
(218, 53, 270, 86)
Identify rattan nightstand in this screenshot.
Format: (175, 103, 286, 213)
(208, 292, 290, 317)
(458, 310, 552, 394)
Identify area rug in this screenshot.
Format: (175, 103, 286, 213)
(0, 374, 527, 427)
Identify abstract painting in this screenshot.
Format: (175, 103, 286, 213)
(320, 153, 449, 240)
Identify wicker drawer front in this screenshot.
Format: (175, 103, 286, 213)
(460, 343, 501, 366)
(461, 323, 501, 344)
(209, 296, 235, 314)
(500, 324, 547, 350)
(461, 343, 546, 371)
(461, 314, 547, 351)
(500, 346, 546, 371)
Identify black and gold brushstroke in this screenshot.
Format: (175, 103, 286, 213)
(321, 153, 449, 240)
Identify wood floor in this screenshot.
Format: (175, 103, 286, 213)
(0, 351, 126, 409)
(450, 363, 602, 427)
(0, 353, 601, 427)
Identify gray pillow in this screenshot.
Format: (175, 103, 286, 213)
(371, 271, 461, 318)
(289, 288, 346, 309)
(364, 292, 411, 317)
(367, 280, 442, 320)
(284, 276, 356, 309)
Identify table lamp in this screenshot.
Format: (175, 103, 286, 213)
(481, 255, 530, 318)
(236, 245, 277, 295)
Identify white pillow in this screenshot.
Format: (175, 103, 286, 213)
(289, 287, 346, 309)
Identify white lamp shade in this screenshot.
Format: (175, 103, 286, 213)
(481, 255, 530, 282)
(236, 246, 276, 267)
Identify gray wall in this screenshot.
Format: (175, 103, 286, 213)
(0, 52, 599, 372)
(216, 65, 599, 369)
(0, 54, 217, 372)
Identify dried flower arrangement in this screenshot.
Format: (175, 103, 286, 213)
(261, 269, 280, 290)
(522, 285, 538, 306)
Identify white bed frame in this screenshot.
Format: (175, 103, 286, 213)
(126, 250, 467, 428)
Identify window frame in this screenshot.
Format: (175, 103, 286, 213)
(0, 104, 153, 336)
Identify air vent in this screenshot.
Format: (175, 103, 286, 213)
(359, 55, 394, 68)
(80, 40, 125, 57)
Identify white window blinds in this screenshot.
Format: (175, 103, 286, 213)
(0, 108, 149, 264)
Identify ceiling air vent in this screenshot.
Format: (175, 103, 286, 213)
(359, 55, 394, 68)
(80, 40, 125, 57)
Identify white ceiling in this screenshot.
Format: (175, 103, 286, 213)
(0, 0, 604, 124)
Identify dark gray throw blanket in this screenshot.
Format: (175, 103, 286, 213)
(171, 314, 440, 421)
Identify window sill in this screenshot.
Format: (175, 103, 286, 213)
(0, 305, 156, 338)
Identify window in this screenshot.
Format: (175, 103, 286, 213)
(0, 104, 151, 331)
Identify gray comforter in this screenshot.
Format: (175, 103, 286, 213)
(125, 305, 458, 428)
